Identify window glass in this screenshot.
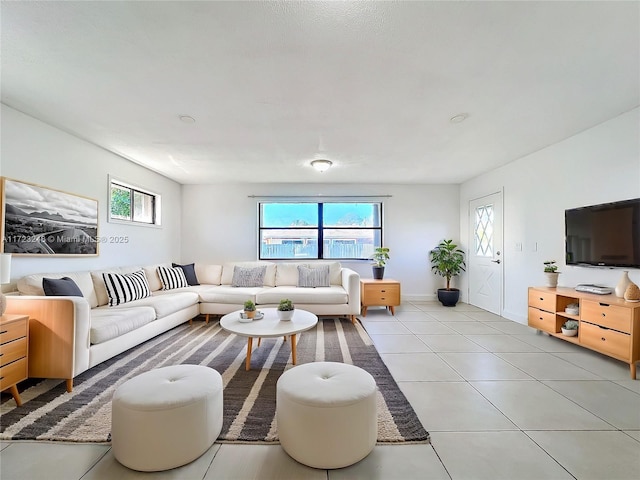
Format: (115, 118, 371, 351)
(109, 179, 160, 226)
(259, 202, 383, 260)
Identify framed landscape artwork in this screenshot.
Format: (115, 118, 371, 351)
(1, 177, 99, 256)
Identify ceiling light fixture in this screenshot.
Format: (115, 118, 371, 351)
(179, 115, 196, 124)
(311, 159, 333, 172)
(450, 113, 469, 124)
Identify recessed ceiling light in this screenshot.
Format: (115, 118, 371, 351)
(311, 159, 333, 172)
(179, 115, 196, 124)
(450, 113, 468, 124)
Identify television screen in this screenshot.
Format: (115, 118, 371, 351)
(565, 198, 640, 268)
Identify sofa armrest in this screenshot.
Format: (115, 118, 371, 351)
(341, 268, 361, 315)
(5, 295, 91, 391)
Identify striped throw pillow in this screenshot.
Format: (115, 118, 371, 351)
(297, 265, 330, 288)
(157, 266, 188, 290)
(102, 270, 152, 306)
(231, 266, 267, 287)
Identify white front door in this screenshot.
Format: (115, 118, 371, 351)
(468, 192, 503, 315)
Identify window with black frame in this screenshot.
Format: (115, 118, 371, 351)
(258, 202, 382, 260)
(109, 179, 161, 225)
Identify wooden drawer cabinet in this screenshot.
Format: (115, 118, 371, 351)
(527, 307, 556, 333)
(361, 279, 401, 316)
(0, 314, 29, 406)
(580, 321, 630, 360)
(528, 289, 556, 313)
(528, 287, 640, 379)
(581, 300, 631, 334)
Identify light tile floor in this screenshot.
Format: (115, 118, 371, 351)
(1, 301, 639, 480)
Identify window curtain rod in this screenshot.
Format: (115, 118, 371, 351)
(248, 194, 392, 198)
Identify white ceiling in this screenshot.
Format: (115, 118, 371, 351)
(2, 1, 638, 185)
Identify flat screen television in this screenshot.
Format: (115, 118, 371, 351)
(565, 198, 640, 268)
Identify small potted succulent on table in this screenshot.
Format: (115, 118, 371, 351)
(544, 261, 560, 288)
(561, 319, 578, 337)
(243, 300, 256, 319)
(277, 298, 295, 321)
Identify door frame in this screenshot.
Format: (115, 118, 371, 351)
(467, 189, 504, 315)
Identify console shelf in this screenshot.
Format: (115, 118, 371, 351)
(528, 286, 640, 379)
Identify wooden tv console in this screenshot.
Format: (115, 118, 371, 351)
(528, 287, 640, 379)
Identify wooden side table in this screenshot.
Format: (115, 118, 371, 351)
(0, 314, 29, 406)
(360, 279, 401, 316)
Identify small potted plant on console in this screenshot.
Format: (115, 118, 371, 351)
(277, 298, 295, 321)
(543, 261, 560, 288)
(243, 300, 256, 319)
(561, 319, 578, 337)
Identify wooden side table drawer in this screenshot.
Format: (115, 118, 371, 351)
(528, 307, 556, 333)
(0, 319, 28, 344)
(581, 300, 631, 334)
(528, 289, 556, 313)
(580, 321, 630, 360)
(0, 337, 28, 367)
(363, 284, 401, 305)
(0, 357, 28, 391)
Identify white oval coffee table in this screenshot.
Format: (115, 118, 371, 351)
(220, 308, 318, 371)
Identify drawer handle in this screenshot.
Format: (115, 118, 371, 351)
(381, 290, 386, 293)
(539, 297, 544, 301)
(599, 303, 610, 307)
(601, 313, 606, 317)
(601, 337, 606, 341)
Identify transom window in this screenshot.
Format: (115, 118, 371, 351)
(109, 178, 161, 226)
(258, 202, 382, 260)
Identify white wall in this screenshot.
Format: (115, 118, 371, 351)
(181, 183, 460, 300)
(0, 105, 183, 282)
(460, 108, 640, 323)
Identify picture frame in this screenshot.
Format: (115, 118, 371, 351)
(1, 177, 99, 256)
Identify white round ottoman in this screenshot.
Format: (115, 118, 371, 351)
(111, 365, 223, 472)
(276, 361, 377, 469)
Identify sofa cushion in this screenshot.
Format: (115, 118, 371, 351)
(195, 264, 222, 285)
(42, 277, 84, 297)
(275, 263, 301, 286)
(18, 271, 98, 308)
(103, 270, 152, 306)
(256, 286, 348, 305)
(90, 306, 156, 345)
(172, 263, 199, 286)
(92, 266, 143, 306)
(232, 265, 267, 287)
(111, 291, 199, 319)
(142, 263, 171, 292)
(297, 265, 330, 288)
(198, 286, 265, 304)
(157, 266, 188, 290)
(275, 262, 342, 286)
(221, 262, 276, 287)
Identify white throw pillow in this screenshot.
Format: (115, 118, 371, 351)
(157, 266, 188, 290)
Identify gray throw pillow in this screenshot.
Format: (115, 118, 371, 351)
(42, 277, 84, 297)
(297, 265, 330, 288)
(232, 266, 267, 287)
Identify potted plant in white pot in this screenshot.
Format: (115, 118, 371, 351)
(371, 247, 390, 280)
(544, 261, 560, 288)
(561, 319, 578, 336)
(430, 239, 466, 307)
(277, 298, 295, 321)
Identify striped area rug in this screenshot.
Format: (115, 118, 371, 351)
(0, 318, 429, 444)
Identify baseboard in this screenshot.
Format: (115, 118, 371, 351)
(402, 294, 437, 302)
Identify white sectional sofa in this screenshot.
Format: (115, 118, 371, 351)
(6, 261, 360, 391)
